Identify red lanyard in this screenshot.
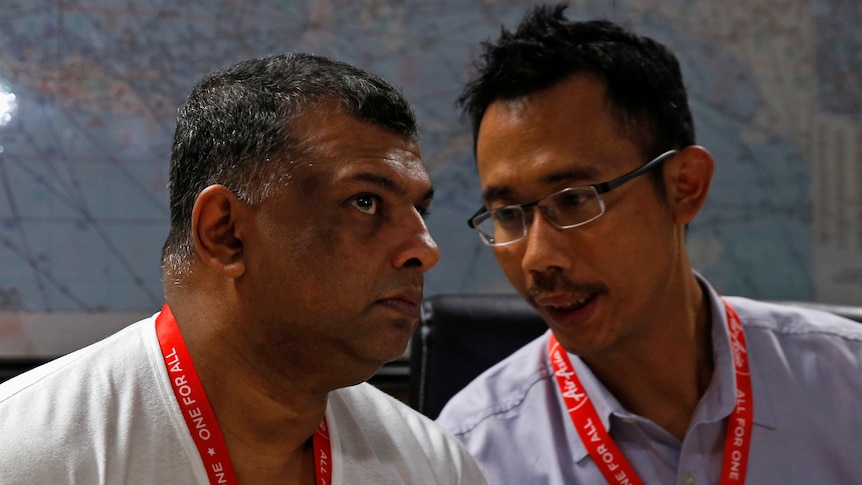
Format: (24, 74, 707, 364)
(548, 299, 753, 484)
(156, 304, 332, 485)
(314, 417, 333, 484)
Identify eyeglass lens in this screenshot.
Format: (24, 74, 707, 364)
(476, 186, 603, 245)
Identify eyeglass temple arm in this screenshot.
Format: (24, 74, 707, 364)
(593, 149, 678, 195)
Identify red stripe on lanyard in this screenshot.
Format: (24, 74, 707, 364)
(721, 301, 753, 482)
(548, 298, 752, 484)
(156, 304, 333, 485)
(314, 417, 332, 484)
(549, 335, 642, 485)
(156, 304, 238, 484)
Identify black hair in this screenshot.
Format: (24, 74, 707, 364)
(459, 4, 695, 160)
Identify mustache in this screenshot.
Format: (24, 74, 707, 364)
(379, 275, 425, 297)
(527, 269, 609, 299)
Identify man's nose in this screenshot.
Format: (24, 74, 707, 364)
(392, 209, 440, 272)
(520, 208, 573, 275)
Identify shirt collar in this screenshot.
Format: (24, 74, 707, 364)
(700, 274, 776, 430)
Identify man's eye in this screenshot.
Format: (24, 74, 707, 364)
(416, 205, 431, 219)
(351, 195, 379, 214)
(491, 207, 522, 227)
(559, 192, 585, 206)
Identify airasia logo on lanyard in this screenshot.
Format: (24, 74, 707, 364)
(549, 338, 639, 484)
(548, 298, 753, 484)
(156, 304, 332, 485)
(550, 345, 589, 410)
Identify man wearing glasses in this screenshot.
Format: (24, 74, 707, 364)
(437, 5, 862, 484)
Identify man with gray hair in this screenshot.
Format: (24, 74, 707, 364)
(0, 53, 487, 485)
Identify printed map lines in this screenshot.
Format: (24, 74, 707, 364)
(0, 156, 52, 311)
(1, 95, 165, 310)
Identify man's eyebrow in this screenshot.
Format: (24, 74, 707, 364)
(540, 166, 600, 185)
(351, 172, 406, 196)
(482, 167, 599, 202)
(482, 185, 513, 202)
(351, 172, 435, 203)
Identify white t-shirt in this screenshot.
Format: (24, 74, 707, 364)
(0, 313, 487, 484)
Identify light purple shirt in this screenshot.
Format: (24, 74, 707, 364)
(437, 277, 862, 484)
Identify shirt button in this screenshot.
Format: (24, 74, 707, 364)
(685, 473, 696, 485)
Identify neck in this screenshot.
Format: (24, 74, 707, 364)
(167, 297, 328, 484)
(583, 274, 713, 441)
(200, 357, 326, 484)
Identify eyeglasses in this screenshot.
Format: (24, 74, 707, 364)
(467, 150, 677, 246)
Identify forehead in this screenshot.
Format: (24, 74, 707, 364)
(289, 105, 429, 191)
(475, 75, 641, 201)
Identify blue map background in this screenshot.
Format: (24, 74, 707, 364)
(0, 0, 859, 354)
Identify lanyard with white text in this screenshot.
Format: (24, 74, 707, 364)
(156, 303, 333, 485)
(548, 298, 753, 484)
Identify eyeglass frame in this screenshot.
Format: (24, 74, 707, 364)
(467, 149, 678, 246)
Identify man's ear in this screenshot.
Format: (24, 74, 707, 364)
(191, 185, 247, 278)
(664, 145, 714, 225)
